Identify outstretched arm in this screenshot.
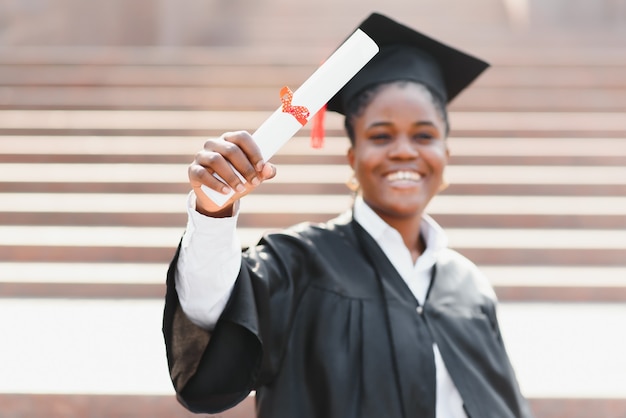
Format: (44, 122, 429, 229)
(163, 131, 278, 412)
(176, 130, 277, 329)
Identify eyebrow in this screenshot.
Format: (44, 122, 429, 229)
(366, 120, 439, 129)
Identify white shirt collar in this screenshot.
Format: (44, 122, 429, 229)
(352, 195, 448, 272)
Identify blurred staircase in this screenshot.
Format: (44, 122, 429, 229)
(1, 1, 625, 417)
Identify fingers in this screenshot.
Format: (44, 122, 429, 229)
(259, 161, 277, 181)
(226, 131, 267, 174)
(210, 131, 264, 188)
(188, 131, 276, 213)
(190, 132, 255, 191)
(188, 162, 231, 194)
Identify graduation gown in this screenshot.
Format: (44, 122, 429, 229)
(162, 212, 533, 418)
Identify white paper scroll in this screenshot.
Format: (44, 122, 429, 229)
(201, 28, 379, 207)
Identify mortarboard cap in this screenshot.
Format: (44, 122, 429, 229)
(325, 12, 490, 115)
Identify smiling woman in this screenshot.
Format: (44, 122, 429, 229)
(162, 12, 534, 418)
(347, 82, 449, 250)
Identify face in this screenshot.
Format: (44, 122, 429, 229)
(347, 82, 449, 222)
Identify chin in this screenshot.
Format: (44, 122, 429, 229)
(378, 200, 425, 218)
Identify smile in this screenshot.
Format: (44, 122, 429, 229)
(385, 171, 422, 182)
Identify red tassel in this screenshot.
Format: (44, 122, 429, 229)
(310, 103, 327, 148)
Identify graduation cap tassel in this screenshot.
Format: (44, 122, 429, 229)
(310, 103, 326, 149)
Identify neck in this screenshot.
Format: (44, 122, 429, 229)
(382, 213, 424, 263)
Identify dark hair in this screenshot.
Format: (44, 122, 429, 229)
(343, 80, 450, 144)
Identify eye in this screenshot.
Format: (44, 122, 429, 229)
(413, 130, 441, 144)
(368, 133, 393, 143)
(416, 132, 433, 139)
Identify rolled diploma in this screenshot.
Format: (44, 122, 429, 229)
(201, 28, 379, 207)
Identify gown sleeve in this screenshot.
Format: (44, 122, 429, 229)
(163, 228, 315, 414)
(482, 301, 535, 418)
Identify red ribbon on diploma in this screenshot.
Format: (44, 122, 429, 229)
(280, 86, 310, 126)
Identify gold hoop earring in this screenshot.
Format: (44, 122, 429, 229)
(346, 174, 360, 192)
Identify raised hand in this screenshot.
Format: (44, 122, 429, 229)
(189, 131, 276, 216)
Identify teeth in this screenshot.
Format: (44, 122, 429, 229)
(386, 171, 422, 182)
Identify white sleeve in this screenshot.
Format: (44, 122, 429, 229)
(175, 192, 242, 331)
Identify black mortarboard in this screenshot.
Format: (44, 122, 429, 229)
(326, 12, 490, 115)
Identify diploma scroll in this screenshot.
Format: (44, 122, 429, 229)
(201, 29, 379, 207)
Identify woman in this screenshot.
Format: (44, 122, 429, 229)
(163, 13, 533, 418)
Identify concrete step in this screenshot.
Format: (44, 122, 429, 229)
(5, 211, 624, 230)
(4, 152, 625, 167)
(0, 394, 249, 418)
(3, 225, 625, 252)
(2, 135, 625, 166)
(1, 262, 624, 302)
(2, 45, 626, 67)
(1, 162, 624, 196)
(2, 85, 624, 112)
(3, 193, 625, 218)
(2, 135, 626, 159)
(1, 225, 624, 266)
(4, 181, 624, 197)
(1, 393, 625, 418)
(2, 65, 625, 89)
(0, 299, 624, 416)
(1, 163, 624, 188)
(1, 193, 624, 229)
(8, 245, 616, 266)
(0, 110, 625, 136)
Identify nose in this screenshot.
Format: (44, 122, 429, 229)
(388, 135, 419, 159)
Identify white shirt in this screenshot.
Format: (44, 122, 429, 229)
(176, 192, 466, 418)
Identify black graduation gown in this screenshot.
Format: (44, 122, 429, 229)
(162, 212, 534, 418)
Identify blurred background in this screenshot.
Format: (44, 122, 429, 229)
(0, 0, 625, 417)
